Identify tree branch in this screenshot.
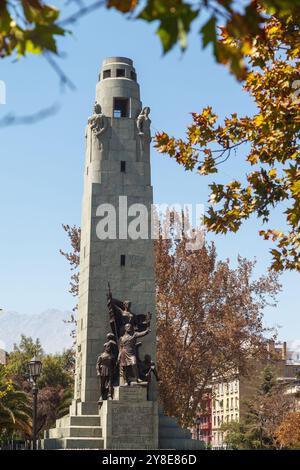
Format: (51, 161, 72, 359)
(0, 103, 59, 128)
(59, 0, 106, 27)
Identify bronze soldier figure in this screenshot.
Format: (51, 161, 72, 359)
(140, 354, 159, 399)
(118, 323, 150, 385)
(96, 333, 117, 401)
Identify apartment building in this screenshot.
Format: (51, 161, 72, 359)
(211, 378, 240, 448)
(192, 390, 212, 445)
(277, 377, 300, 411)
(211, 341, 299, 449)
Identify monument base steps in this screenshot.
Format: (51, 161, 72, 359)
(41, 386, 204, 450)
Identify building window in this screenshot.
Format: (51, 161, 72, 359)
(130, 70, 137, 81)
(120, 254, 126, 266)
(116, 68, 125, 77)
(113, 98, 129, 118)
(103, 69, 111, 79)
(120, 161, 126, 173)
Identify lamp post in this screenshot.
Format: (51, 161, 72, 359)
(28, 356, 42, 450)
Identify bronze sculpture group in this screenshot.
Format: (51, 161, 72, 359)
(96, 284, 158, 402)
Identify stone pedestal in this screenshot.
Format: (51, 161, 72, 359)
(42, 387, 204, 450)
(100, 385, 158, 449)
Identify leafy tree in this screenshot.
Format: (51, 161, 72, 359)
(1, 1, 299, 81)
(60, 224, 81, 334)
(0, 365, 31, 443)
(275, 411, 300, 449)
(35, 351, 74, 434)
(60, 224, 80, 300)
(222, 367, 293, 449)
(38, 353, 74, 389)
(155, 10, 300, 271)
(5, 336, 75, 436)
(6, 335, 44, 383)
(13, 335, 43, 357)
(56, 387, 73, 419)
(36, 385, 72, 435)
(126, 0, 300, 80)
(259, 366, 277, 394)
(0, 0, 66, 57)
(6, 334, 74, 387)
(155, 216, 280, 426)
(220, 421, 253, 450)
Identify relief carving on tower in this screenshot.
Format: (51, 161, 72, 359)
(136, 106, 151, 142)
(87, 102, 109, 160)
(136, 107, 151, 161)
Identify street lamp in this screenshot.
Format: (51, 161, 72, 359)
(28, 356, 42, 450)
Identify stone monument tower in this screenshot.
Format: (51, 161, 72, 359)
(43, 57, 203, 450)
(75, 56, 156, 406)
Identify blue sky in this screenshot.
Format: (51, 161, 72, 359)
(0, 5, 298, 343)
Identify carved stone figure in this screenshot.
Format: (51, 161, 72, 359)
(88, 102, 108, 150)
(96, 333, 118, 401)
(118, 323, 150, 385)
(136, 106, 151, 142)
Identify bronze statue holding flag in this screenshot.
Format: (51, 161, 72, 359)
(106, 282, 151, 339)
(96, 283, 152, 394)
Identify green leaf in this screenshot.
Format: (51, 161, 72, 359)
(0, 4, 12, 33)
(201, 16, 217, 50)
(139, 0, 198, 53)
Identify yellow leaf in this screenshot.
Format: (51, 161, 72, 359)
(254, 114, 264, 126)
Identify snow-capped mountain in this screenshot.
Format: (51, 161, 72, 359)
(0, 309, 74, 354)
